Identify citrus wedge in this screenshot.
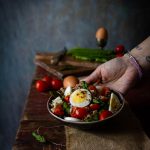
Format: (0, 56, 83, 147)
(109, 93, 121, 113)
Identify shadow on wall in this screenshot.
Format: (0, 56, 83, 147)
(0, 0, 150, 149)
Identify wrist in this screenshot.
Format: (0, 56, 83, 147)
(123, 54, 141, 79)
(129, 37, 150, 74)
(130, 49, 150, 75)
(124, 52, 143, 79)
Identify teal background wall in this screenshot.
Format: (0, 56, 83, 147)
(0, 0, 150, 149)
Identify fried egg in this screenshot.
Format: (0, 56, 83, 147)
(70, 89, 91, 107)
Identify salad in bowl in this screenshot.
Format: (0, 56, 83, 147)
(47, 80, 124, 126)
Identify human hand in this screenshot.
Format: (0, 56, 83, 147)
(84, 56, 139, 94)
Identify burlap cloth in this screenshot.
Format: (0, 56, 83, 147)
(65, 103, 150, 150)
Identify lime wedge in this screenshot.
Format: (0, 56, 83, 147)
(109, 93, 121, 113)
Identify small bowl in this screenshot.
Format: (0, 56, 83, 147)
(47, 90, 125, 129)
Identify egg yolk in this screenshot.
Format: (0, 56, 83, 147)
(72, 91, 88, 104)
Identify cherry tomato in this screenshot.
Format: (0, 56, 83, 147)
(35, 80, 49, 92)
(88, 85, 97, 94)
(53, 105, 64, 116)
(42, 76, 53, 88)
(64, 95, 70, 103)
(89, 104, 100, 111)
(99, 110, 113, 121)
(100, 96, 109, 102)
(51, 78, 63, 90)
(101, 87, 111, 96)
(116, 53, 124, 57)
(115, 45, 125, 54)
(71, 107, 88, 119)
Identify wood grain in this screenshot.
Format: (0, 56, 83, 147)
(13, 67, 66, 150)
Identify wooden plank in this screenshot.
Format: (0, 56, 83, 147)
(13, 66, 66, 150)
(34, 52, 99, 79)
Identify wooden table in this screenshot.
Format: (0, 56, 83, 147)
(13, 66, 67, 150)
(13, 55, 150, 149)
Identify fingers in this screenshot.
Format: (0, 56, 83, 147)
(84, 66, 102, 84)
(102, 82, 127, 96)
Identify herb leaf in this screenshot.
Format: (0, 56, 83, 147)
(32, 132, 46, 143)
(63, 102, 70, 115)
(81, 81, 88, 89)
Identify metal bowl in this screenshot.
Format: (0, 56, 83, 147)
(47, 90, 125, 129)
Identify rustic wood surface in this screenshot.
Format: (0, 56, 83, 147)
(13, 66, 66, 150)
(13, 53, 150, 150)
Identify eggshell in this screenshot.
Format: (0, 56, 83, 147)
(96, 27, 108, 41)
(63, 76, 79, 88)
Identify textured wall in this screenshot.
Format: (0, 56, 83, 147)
(0, 0, 150, 149)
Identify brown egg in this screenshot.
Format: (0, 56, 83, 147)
(95, 27, 108, 41)
(63, 75, 79, 88)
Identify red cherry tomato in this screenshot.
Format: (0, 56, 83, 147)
(100, 96, 109, 102)
(89, 104, 100, 111)
(88, 85, 97, 94)
(116, 53, 124, 57)
(35, 80, 49, 92)
(101, 87, 111, 96)
(71, 107, 88, 119)
(99, 110, 113, 121)
(51, 78, 63, 90)
(42, 76, 53, 88)
(115, 45, 125, 54)
(64, 95, 70, 103)
(53, 105, 64, 116)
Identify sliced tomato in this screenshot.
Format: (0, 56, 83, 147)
(89, 104, 100, 111)
(53, 105, 64, 116)
(99, 110, 113, 121)
(71, 107, 88, 119)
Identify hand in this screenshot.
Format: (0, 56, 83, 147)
(84, 56, 139, 94)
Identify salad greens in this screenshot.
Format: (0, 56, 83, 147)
(81, 81, 88, 89)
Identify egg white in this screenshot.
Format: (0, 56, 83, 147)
(64, 86, 72, 96)
(64, 117, 81, 122)
(69, 89, 91, 107)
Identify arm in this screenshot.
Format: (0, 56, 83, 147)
(125, 36, 150, 75)
(85, 36, 150, 94)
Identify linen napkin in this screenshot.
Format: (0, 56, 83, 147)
(65, 103, 150, 150)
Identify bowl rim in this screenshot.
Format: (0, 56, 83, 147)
(47, 89, 125, 125)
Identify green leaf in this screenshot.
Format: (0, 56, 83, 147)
(63, 102, 70, 115)
(93, 99, 109, 110)
(81, 81, 88, 89)
(32, 132, 46, 143)
(93, 99, 100, 104)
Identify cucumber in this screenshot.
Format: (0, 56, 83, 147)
(67, 47, 115, 62)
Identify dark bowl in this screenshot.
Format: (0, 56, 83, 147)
(47, 90, 125, 129)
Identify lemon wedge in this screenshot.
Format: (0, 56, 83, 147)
(109, 93, 121, 113)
